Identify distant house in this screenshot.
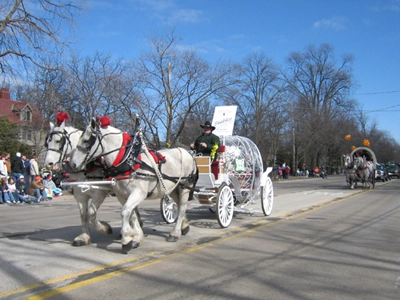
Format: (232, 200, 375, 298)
(0, 87, 45, 151)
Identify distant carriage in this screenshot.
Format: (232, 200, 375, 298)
(344, 146, 376, 189)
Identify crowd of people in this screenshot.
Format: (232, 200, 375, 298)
(274, 163, 330, 180)
(0, 152, 63, 205)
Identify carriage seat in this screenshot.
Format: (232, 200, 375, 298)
(194, 145, 225, 181)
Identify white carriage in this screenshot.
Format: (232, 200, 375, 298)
(161, 107, 274, 228)
(344, 146, 377, 189)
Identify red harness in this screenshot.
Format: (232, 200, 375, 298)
(112, 132, 131, 167)
(104, 132, 166, 178)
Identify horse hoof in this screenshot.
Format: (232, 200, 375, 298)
(100, 221, 113, 234)
(122, 241, 133, 254)
(166, 235, 178, 242)
(132, 241, 140, 249)
(181, 226, 190, 236)
(72, 240, 88, 247)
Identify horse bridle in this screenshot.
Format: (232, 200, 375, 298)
(76, 125, 134, 166)
(45, 129, 79, 163)
(76, 126, 104, 166)
(75, 116, 143, 170)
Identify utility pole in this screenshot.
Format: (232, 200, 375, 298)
(291, 102, 296, 176)
(166, 62, 172, 146)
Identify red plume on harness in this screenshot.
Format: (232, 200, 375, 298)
(55, 111, 70, 126)
(97, 116, 111, 128)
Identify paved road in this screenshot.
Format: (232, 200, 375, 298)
(0, 175, 397, 299)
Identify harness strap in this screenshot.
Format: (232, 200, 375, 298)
(141, 138, 184, 196)
(112, 132, 131, 167)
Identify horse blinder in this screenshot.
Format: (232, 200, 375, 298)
(45, 132, 66, 151)
(77, 133, 97, 152)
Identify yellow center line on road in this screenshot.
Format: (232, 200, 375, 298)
(23, 220, 279, 300)
(0, 252, 151, 298)
(4, 188, 372, 299)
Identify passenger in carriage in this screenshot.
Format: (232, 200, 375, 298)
(190, 121, 220, 160)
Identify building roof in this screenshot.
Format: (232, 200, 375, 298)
(0, 88, 43, 126)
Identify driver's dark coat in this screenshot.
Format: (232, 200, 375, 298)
(191, 133, 220, 156)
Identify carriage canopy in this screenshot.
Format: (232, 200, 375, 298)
(222, 135, 263, 201)
(350, 146, 377, 168)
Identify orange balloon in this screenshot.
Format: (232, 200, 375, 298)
(344, 134, 351, 141)
(363, 139, 370, 147)
(351, 146, 356, 151)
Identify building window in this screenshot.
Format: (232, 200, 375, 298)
(20, 110, 32, 121)
(21, 127, 32, 141)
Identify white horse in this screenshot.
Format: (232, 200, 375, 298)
(69, 117, 198, 254)
(343, 154, 352, 168)
(44, 120, 119, 246)
(343, 154, 358, 189)
(353, 156, 374, 189)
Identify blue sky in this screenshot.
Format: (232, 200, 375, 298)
(72, 0, 400, 143)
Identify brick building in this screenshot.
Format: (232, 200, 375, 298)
(0, 87, 45, 153)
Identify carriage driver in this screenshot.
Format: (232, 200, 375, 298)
(190, 121, 220, 158)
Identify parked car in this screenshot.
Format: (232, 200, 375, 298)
(375, 163, 389, 182)
(387, 164, 400, 179)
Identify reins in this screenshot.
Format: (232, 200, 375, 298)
(75, 120, 196, 195)
(140, 130, 184, 196)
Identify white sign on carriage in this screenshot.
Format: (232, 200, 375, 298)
(212, 106, 237, 136)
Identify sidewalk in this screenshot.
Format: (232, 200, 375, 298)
(272, 174, 342, 182)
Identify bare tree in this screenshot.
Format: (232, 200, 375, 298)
(223, 51, 287, 167)
(67, 53, 136, 129)
(283, 44, 355, 169)
(16, 60, 71, 120)
(134, 30, 240, 148)
(0, 0, 82, 77)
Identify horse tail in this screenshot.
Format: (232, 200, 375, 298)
(188, 157, 199, 201)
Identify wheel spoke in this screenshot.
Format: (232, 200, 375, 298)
(217, 183, 234, 228)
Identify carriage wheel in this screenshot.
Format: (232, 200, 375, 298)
(216, 182, 234, 228)
(160, 196, 178, 224)
(261, 177, 274, 216)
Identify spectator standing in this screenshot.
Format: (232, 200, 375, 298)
(11, 152, 24, 182)
(4, 153, 11, 176)
(278, 166, 283, 179)
(285, 165, 291, 179)
(22, 155, 31, 191)
(0, 154, 7, 178)
(29, 156, 40, 186)
(15, 175, 39, 204)
(302, 163, 308, 177)
(28, 176, 47, 202)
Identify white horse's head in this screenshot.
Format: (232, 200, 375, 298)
(44, 121, 82, 170)
(70, 117, 123, 172)
(343, 154, 352, 168)
(353, 156, 364, 170)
